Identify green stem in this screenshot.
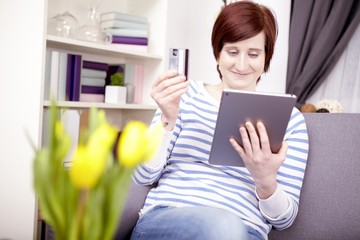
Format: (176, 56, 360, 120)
(73, 189, 89, 240)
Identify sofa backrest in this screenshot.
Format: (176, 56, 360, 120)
(269, 113, 360, 240)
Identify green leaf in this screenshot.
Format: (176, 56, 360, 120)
(102, 165, 134, 240)
(60, 167, 79, 240)
(33, 149, 64, 238)
(110, 72, 125, 86)
(83, 185, 104, 240)
(88, 107, 99, 136)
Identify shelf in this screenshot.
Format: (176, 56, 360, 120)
(43, 100, 158, 110)
(46, 35, 163, 60)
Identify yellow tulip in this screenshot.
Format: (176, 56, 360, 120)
(55, 121, 66, 139)
(143, 123, 164, 161)
(69, 123, 118, 189)
(87, 122, 118, 157)
(117, 121, 147, 168)
(117, 121, 164, 168)
(69, 145, 102, 189)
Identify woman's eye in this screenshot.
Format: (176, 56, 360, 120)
(249, 53, 259, 58)
(227, 50, 238, 56)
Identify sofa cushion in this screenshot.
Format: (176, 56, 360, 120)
(269, 113, 360, 240)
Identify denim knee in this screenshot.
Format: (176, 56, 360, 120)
(131, 206, 249, 240)
(194, 207, 248, 240)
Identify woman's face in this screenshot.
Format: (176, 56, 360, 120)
(217, 31, 266, 91)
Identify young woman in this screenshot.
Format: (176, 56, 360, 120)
(131, 1, 309, 240)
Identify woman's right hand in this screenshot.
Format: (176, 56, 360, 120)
(151, 70, 189, 130)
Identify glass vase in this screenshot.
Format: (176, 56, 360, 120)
(47, 11, 79, 38)
(77, 0, 106, 43)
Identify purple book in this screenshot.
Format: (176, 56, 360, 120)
(71, 55, 82, 101)
(111, 36, 148, 45)
(81, 85, 105, 95)
(83, 60, 109, 71)
(65, 54, 74, 101)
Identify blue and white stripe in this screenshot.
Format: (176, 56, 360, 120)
(133, 80, 309, 240)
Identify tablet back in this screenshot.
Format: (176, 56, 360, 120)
(208, 89, 296, 167)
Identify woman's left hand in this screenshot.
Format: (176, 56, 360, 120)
(229, 121, 288, 199)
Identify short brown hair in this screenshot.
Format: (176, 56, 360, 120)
(211, 1, 278, 73)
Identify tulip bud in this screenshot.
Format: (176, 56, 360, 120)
(117, 121, 147, 168)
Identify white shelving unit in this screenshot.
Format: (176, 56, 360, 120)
(39, 1, 171, 236)
(42, 0, 172, 130)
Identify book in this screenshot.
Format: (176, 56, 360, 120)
(81, 85, 105, 95)
(83, 60, 109, 71)
(65, 54, 82, 101)
(57, 52, 68, 101)
(107, 43, 148, 53)
(65, 54, 74, 101)
(111, 36, 148, 45)
(49, 51, 60, 100)
(80, 93, 105, 102)
(82, 68, 107, 79)
(105, 28, 148, 38)
(134, 64, 144, 104)
(100, 19, 148, 30)
(100, 11, 147, 24)
(44, 50, 68, 101)
(72, 55, 82, 101)
(81, 77, 106, 87)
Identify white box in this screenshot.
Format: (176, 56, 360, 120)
(105, 86, 127, 104)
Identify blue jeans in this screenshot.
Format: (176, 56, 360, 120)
(130, 206, 264, 240)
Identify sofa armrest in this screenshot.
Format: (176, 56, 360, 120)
(114, 183, 152, 240)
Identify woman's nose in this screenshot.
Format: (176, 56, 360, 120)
(235, 56, 247, 70)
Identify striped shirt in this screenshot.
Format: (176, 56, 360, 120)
(133, 80, 309, 240)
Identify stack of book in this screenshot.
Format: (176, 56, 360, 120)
(44, 51, 143, 104)
(66, 54, 82, 101)
(100, 11, 148, 52)
(80, 60, 109, 102)
(45, 51, 84, 102)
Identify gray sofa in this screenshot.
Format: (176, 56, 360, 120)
(115, 113, 360, 240)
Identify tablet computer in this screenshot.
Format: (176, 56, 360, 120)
(208, 89, 297, 167)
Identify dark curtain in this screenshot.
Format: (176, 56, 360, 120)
(286, 0, 360, 108)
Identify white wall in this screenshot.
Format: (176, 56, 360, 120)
(166, 0, 291, 93)
(0, 0, 46, 239)
(256, 0, 291, 93)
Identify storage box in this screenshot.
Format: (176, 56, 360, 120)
(105, 86, 127, 104)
